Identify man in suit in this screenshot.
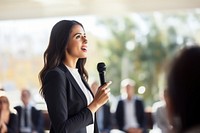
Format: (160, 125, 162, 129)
(14, 89, 44, 133)
(115, 78, 146, 133)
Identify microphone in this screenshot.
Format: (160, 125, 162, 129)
(97, 62, 106, 86)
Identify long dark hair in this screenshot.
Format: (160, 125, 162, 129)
(39, 20, 88, 96)
(167, 45, 200, 132)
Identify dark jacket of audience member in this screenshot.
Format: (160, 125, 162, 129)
(14, 106, 44, 133)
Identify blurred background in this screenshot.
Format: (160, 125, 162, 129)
(0, 0, 200, 120)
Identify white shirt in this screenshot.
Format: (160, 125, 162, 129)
(152, 100, 170, 133)
(20, 104, 32, 133)
(67, 66, 94, 133)
(123, 97, 139, 130)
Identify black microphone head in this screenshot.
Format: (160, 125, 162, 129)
(97, 62, 106, 72)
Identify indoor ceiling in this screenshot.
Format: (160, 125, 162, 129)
(0, 0, 200, 20)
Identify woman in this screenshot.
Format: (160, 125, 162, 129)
(39, 20, 111, 133)
(0, 96, 18, 133)
(166, 45, 200, 133)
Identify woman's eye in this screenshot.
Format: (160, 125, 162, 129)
(76, 35, 81, 39)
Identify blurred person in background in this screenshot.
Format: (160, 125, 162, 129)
(14, 89, 44, 133)
(0, 95, 18, 133)
(151, 90, 171, 133)
(90, 81, 112, 133)
(166, 45, 200, 133)
(115, 78, 147, 133)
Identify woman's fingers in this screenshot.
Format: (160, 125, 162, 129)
(88, 81, 112, 113)
(99, 81, 112, 90)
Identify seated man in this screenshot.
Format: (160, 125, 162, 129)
(115, 79, 147, 133)
(14, 89, 44, 133)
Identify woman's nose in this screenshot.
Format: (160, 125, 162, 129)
(83, 36, 88, 43)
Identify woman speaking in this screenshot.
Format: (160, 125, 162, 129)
(39, 20, 111, 133)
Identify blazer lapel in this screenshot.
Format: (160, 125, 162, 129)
(59, 63, 88, 105)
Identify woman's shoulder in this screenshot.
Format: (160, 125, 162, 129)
(43, 68, 65, 85)
(50, 65, 66, 73)
(45, 66, 66, 78)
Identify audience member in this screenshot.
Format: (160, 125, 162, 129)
(166, 45, 200, 133)
(90, 81, 112, 133)
(151, 90, 171, 133)
(115, 78, 146, 133)
(14, 89, 44, 133)
(0, 95, 18, 133)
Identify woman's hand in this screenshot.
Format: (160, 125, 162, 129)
(88, 81, 112, 113)
(0, 122, 7, 133)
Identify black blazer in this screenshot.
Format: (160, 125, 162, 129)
(14, 106, 44, 133)
(115, 97, 147, 133)
(43, 63, 98, 133)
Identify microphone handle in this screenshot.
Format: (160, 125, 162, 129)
(99, 72, 105, 86)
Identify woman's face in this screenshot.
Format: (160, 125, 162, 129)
(66, 24, 88, 60)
